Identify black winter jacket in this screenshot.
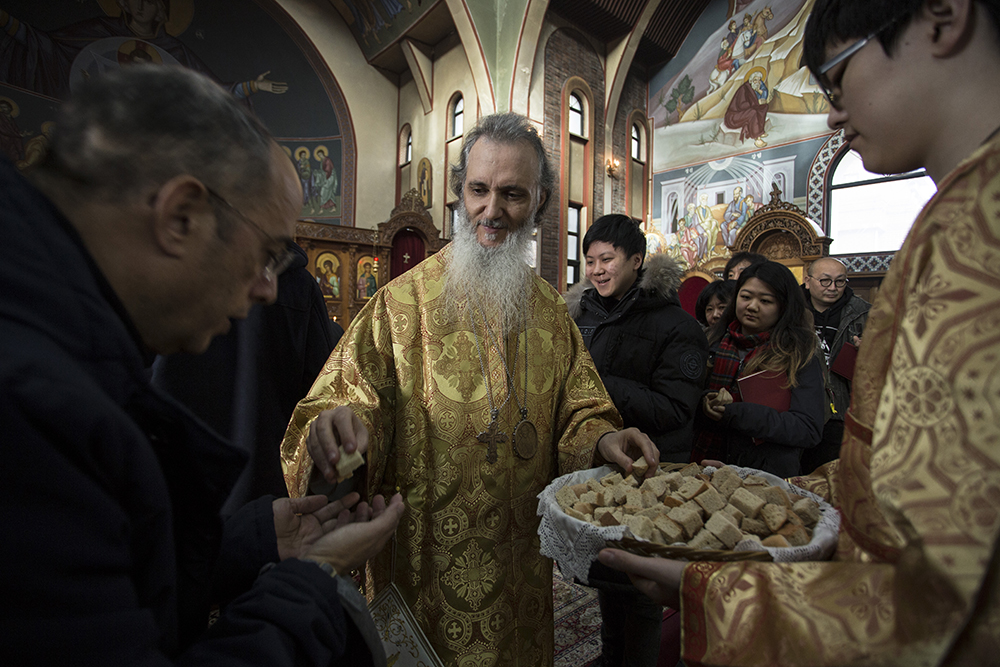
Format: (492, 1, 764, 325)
(696, 352, 826, 478)
(566, 254, 708, 462)
(0, 159, 374, 666)
(803, 286, 870, 419)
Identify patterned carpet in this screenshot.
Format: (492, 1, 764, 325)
(553, 564, 602, 667)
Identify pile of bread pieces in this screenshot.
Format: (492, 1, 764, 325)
(555, 461, 822, 551)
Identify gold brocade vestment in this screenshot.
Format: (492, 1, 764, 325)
(678, 135, 1000, 666)
(282, 244, 621, 667)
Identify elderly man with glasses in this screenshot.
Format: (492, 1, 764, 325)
(800, 256, 870, 474)
(0, 65, 404, 666)
(596, 1, 1000, 665)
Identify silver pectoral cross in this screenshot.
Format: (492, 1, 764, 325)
(477, 411, 506, 464)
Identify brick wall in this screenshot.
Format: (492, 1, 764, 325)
(611, 67, 648, 217)
(540, 28, 605, 289)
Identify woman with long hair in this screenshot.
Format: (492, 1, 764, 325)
(691, 261, 825, 477)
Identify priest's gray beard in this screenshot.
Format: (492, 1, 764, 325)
(445, 203, 536, 336)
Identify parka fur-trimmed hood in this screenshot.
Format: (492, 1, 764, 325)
(564, 252, 684, 319)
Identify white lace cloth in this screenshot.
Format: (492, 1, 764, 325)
(537, 465, 841, 584)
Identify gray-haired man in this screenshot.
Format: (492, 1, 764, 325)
(0, 65, 403, 666)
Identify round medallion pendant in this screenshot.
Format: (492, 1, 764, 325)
(513, 420, 538, 460)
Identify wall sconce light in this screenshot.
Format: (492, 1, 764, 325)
(606, 158, 621, 179)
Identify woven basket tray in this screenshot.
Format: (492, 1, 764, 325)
(604, 536, 774, 562)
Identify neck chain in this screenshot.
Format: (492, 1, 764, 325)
(469, 300, 537, 463)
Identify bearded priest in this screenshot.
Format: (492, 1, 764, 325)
(281, 112, 658, 667)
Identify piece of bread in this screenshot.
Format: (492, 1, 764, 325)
(335, 448, 365, 482)
(667, 506, 704, 540)
(761, 534, 790, 548)
(625, 488, 644, 508)
(641, 490, 661, 508)
(705, 512, 743, 549)
(571, 483, 590, 497)
(598, 510, 620, 527)
(631, 456, 651, 477)
(763, 485, 791, 508)
(555, 484, 579, 509)
(662, 494, 685, 508)
(720, 503, 745, 525)
(640, 475, 670, 499)
(743, 474, 769, 487)
(679, 462, 703, 477)
(637, 506, 668, 520)
(777, 523, 811, 547)
(611, 482, 630, 505)
(677, 477, 708, 500)
(741, 516, 770, 537)
(625, 514, 657, 541)
(710, 466, 743, 500)
(654, 515, 685, 544)
(601, 472, 624, 487)
(622, 474, 640, 488)
(681, 499, 706, 519)
(730, 487, 766, 518)
(689, 528, 724, 550)
(793, 498, 821, 526)
(662, 471, 685, 491)
(760, 503, 788, 533)
(564, 506, 588, 521)
(693, 484, 726, 514)
(573, 502, 596, 515)
(594, 507, 615, 522)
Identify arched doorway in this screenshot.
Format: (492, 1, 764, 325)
(390, 228, 426, 279)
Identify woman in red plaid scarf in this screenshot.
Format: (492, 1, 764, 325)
(690, 261, 825, 477)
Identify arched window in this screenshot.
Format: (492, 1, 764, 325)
(827, 150, 936, 254)
(563, 85, 592, 287)
(451, 95, 464, 138)
(627, 113, 648, 223)
(399, 126, 412, 166)
(568, 93, 584, 137)
(398, 125, 412, 203)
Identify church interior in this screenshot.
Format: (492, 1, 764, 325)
(0, 0, 933, 329)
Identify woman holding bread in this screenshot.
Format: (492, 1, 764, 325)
(689, 260, 824, 477)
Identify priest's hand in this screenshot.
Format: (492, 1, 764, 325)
(273, 492, 361, 561)
(301, 492, 405, 574)
(307, 406, 369, 484)
(598, 548, 684, 609)
(597, 427, 658, 478)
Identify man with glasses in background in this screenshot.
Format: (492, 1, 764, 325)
(0, 65, 403, 665)
(597, 1, 1000, 664)
(800, 256, 869, 474)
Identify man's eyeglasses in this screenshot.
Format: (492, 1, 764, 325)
(814, 276, 848, 289)
(814, 17, 900, 109)
(205, 186, 295, 283)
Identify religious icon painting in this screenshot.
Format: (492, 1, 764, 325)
(314, 251, 342, 300)
(417, 157, 432, 209)
(357, 255, 377, 299)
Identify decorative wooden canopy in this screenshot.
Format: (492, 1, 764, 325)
(732, 183, 830, 262)
(377, 188, 448, 252)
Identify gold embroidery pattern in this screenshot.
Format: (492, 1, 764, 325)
(442, 539, 501, 611)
